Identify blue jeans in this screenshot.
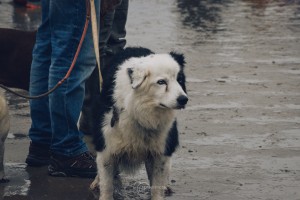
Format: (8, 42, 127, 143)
(29, 0, 100, 157)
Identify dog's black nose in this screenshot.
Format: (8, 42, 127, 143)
(177, 95, 188, 106)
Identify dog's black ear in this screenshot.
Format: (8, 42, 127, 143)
(169, 52, 185, 69)
(170, 52, 187, 93)
(127, 67, 147, 89)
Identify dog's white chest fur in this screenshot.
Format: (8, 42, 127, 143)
(102, 108, 174, 160)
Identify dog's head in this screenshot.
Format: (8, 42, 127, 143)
(126, 52, 188, 109)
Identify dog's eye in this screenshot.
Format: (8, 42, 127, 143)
(157, 79, 167, 85)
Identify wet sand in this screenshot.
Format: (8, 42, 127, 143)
(1, 0, 300, 199)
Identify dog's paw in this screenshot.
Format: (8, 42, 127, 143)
(165, 186, 174, 196)
(90, 174, 100, 191)
(100, 196, 114, 200)
(0, 178, 10, 183)
(151, 196, 164, 200)
(90, 180, 99, 191)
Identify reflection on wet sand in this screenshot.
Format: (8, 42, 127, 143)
(0, 163, 96, 200)
(176, 0, 231, 33)
(0, 0, 41, 30)
(12, 6, 40, 31)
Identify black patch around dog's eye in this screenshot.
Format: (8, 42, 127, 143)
(157, 79, 167, 85)
(177, 71, 186, 93)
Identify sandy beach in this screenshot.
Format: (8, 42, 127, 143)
(1, 0, 300, 199)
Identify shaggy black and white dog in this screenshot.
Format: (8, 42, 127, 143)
(91, 47, 188, 200)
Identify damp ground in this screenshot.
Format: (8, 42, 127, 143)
(0, 0, 300, 199)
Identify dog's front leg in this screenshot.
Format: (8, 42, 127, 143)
(0, 139, 5, 181)
(148, 155, 171, 200)
(90, 174, 100, 190)
(98, 153, 115, 200)
(0, 97, 9, 182)
(0, 129, 9, 183)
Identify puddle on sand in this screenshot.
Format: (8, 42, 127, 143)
(0, 163, 96, 200)
(0, 163, 30, 198)
(0, 164, 155, 200)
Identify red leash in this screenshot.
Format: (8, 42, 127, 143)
(0, 0, 91, 99)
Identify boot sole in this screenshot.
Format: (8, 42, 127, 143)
(48, 165, 96, 178)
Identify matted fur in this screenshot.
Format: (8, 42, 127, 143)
(91, 47, 187, 200)
(0, 93, 10, 183)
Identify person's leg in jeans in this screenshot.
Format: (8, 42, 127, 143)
(26, 0, 52, 166)
(80, 0, 129, 135)
(27, 0, 100, 178)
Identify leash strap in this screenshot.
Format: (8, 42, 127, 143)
(90, 0, 103, 92)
